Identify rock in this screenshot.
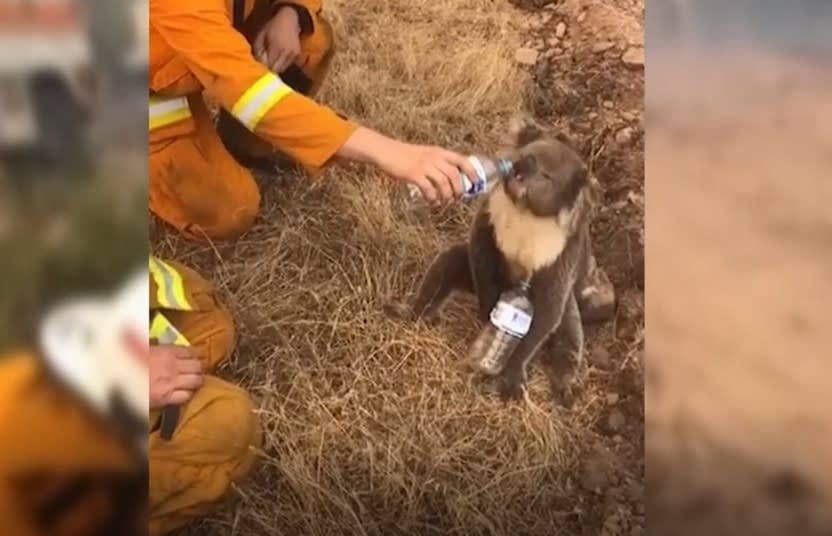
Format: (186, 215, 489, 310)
(625, 478, 644, 504)
(515, 47, 539, 66)
(603, 100, 614, 109)
(543, 2, 558, 10)
(540, 11, 553, 25)
(553, 47, 564, 55)
(622, 47, 645, 68)
(555, 21, 567, 38)
(543, 48, 557, 59)
(533, 39, 546, 50)
(590, 347, 611, 368)
(615, 127, 634, 145)
(577, 10, 587, 23)
(547, 37, 559, 47)
(592, 41, 614, 53)
(606, 392, 620, 405)
(607, 409, 626, 432)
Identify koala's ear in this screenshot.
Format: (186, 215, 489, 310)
(553, 131, 579, 151)
(508, 116, 545, 147)
(512, 153, 538, 177)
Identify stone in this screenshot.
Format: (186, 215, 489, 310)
(603, 100, 614, 109)
(615, 127, 635, 145)
(607, 409, 626, 432)
(515, 47, 539, 66)
(590, 347, 611, 368)
(555, 21, 567, 38)
(547, 37, 560, 47)
(606, 392, 620, 405)
(622, 47, 645, 68)
(592, 41, 614, 53)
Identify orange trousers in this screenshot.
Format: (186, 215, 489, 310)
(149, 261, 262, 536)
(149, 24, 335, 242)
(0, 352, 140, 536)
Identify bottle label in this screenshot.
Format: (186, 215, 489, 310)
(489, 301, 532, 338)
(463, 156, 488, 197)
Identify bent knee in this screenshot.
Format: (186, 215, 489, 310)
(159, 378, 262, 471)
(197, 380, 261, 464)
(199, 174, 261, 241)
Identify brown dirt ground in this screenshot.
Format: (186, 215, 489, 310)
(154, 0, 644, 534)
(647, 50, 832, 535)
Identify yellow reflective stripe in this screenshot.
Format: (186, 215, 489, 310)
(150, 313, 191, 346)
(149, 94, 192, 130)
(148, 256, 193, 310)
(230, 72, 293, 131)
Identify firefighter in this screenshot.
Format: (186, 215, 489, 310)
(148, 256, 261, 535)
(149, 0, 477, 241)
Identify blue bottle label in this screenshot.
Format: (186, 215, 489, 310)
(489, 301, 532, 338)
(462, 156, 488, 197)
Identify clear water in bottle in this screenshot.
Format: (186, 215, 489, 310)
(408, 155, 514, 200)
(468, 279, 534, 376)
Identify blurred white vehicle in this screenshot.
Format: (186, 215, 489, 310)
(0, 0, 147, 174)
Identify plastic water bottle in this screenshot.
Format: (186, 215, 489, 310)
(408, 155, 514, 200)
(468, 279, 534, 376)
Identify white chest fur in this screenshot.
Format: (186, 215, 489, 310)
(487, 188, 569, 273)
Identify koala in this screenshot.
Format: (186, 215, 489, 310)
(386, 119, 609, 404)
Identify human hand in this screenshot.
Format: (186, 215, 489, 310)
(382, 142, 480, 203)
(336, 127, 479, 203)
(253, 6, 302, 73)
(149, 344, 203, 409)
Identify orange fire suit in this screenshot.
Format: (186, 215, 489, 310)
(148, 256, 262, 535)
(149, 0, 359, 241)
(0, 351, 143, 536)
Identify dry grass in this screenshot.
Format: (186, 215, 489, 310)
(153, 0, 626, 533)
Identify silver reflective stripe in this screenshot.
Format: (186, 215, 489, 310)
(149, 96, 188, 118)
(156, 324, 179, 345)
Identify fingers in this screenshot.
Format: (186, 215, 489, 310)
(166, 389, 196, 406)
(409, 176, 438, 203)
(441, 150, 479, 187)
(172, 371, 203, 391)
(270, 46, 299, 73)
(426, 166, 455, 202)
(433, 160, 465, 197)
(175, 356, 203, 374)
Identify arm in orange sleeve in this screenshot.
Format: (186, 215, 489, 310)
(149, 0, 357, 170)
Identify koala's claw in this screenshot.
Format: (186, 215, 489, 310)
(553, 381, 577, 409)
(497, 370, 527, 401)
(383, 300, 412, 321)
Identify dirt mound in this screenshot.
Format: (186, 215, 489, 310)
(155, 0, 645, 533)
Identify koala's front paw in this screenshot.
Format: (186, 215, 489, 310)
(383, 300, 413, 321)
(497, 368, 527, 401)
(551, 378, 578, 409)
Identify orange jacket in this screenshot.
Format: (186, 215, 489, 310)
(149, 0, 358, 170)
